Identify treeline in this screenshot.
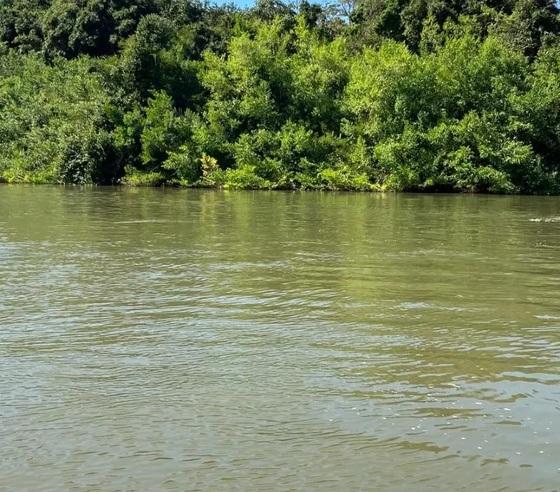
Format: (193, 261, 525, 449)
(1, 0, 559, 193)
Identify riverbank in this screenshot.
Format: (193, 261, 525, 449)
(2, 178, 558, 195)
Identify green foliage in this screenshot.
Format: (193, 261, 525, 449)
(318, 166, 374, 191)
(517, 43, 560, 175)
(0, 0, 45, 53)
(0, 0, 559, 193)
(118, 13, 201, 105)
(163, 144, 201, 184)
(140, 91, 184, 166)
(0, 53, 120, 184)
(343, 31, 557, 193)
(350, 0, 560, 55)
(122, 167, 165, 186)
(222, 165, 272, 189)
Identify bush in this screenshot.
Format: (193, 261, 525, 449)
(122, 167, 166, 186)
(318, 166, 374, 191)
(223, 165, 272, 189)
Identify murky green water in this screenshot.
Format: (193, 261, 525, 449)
(1, 186, 559, 491)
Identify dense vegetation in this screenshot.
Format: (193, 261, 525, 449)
(1, 0, 559, 193)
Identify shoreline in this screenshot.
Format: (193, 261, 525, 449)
(1, 181, 558, 197)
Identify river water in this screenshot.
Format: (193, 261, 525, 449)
(1, 186, 559, 491)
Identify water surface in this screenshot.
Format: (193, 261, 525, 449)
(1, 186, 559, 491)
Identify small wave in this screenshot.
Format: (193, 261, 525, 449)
(529, 217, 560, 223)
(397, 302, 433, 310)
(114, 219, 179, 224)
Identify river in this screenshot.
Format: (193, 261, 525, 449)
(1, 185, 559, 491)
